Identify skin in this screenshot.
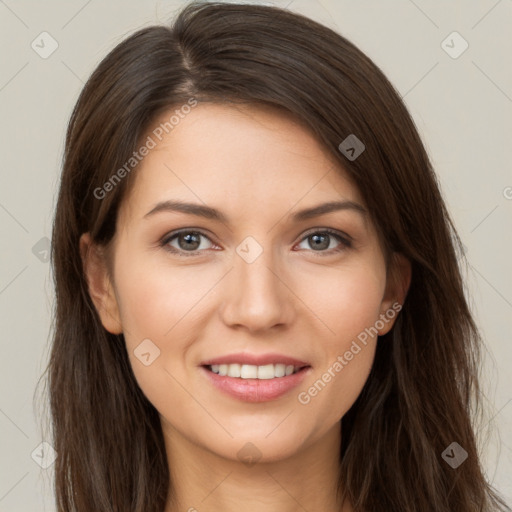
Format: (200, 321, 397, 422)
(81, 103, 411, 512)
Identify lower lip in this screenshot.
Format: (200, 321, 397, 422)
(200, 365, 311, 402)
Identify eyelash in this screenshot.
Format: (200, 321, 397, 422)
(159, 228, 353, 258)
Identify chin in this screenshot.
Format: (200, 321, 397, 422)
(203, 423, 312, 465)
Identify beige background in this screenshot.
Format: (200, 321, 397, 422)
(0, 0, 510, 510)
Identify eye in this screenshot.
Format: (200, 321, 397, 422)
(160, 227, 352, 257)
(295, 228, 352, 255)
(161, 230, 216, 256)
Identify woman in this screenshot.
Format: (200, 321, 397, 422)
(44, 1, 510, 511)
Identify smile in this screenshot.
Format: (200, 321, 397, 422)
(207, 363, 303, 379)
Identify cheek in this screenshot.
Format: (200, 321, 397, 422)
(295, 256, 386, 347)
(293, 259, 385, 419)
(113, 261, 207, 419)
(115, 257, 215, 344)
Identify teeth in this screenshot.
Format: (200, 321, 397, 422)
(227, 363, 241, 378)
(208, 363, 302, 379)
(257, 364, 274, 380)
(241, 364, 258, 378)
(274, 364, 285, 378)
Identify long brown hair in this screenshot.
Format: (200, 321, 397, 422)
(39, 2, 510, 510)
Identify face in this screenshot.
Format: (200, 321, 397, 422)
(81, 102, 410, 464)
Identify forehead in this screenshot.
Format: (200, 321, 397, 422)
(118, 102, 365, 224)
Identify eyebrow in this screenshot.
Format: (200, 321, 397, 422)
(144, 199, 367, 223)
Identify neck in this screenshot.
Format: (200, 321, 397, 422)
(162, 420, 351, 512)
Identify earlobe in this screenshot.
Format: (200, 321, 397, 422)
(79, 233, 123, 334)
(378, 252, 411, 336)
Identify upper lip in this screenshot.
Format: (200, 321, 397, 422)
(200, 352, 310, 367)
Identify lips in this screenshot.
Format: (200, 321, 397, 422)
(199, 352, 312, 402)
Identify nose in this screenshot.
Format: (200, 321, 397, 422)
(219, 242, 295, 333)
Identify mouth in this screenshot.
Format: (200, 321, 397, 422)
(200, 362, 312, 402)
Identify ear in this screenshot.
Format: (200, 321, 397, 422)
(377, 252, 411, 336)
(79, 232, 123, 334)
